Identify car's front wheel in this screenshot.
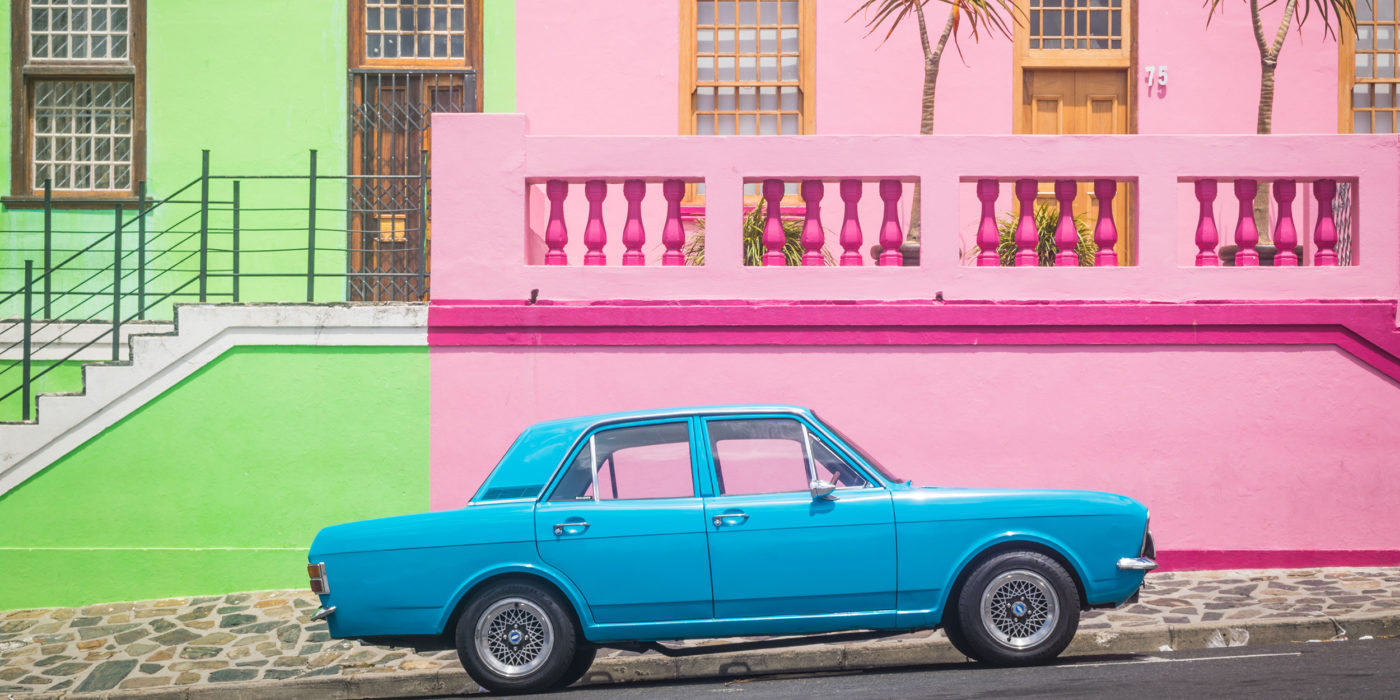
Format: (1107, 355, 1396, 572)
(455, 580, 579, 694)
(954, 551, 1080, 666)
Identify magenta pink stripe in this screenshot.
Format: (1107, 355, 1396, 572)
(428, 300, 1400, 382)
(1156, 550, 1400, 572)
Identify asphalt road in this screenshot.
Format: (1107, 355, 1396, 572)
(424, 636, 1400, 699)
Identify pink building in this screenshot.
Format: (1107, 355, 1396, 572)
(428, 1, 1400, 571)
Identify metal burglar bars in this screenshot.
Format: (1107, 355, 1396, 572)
(1, 149, 431, 421)
(348, 69, 477, 301)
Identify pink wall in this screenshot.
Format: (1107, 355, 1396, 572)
(429, 341, 1400, 555)
(514, 2, 1341, 137)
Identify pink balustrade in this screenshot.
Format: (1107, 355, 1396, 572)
(437, 115, 1396, 303)
(1188, 177, 1353, 267)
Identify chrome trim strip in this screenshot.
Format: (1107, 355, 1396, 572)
(1117, 557, 1159, 571)
(312, 606, 336, 621)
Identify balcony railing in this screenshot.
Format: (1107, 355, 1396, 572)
(430, 114, 1400, 306)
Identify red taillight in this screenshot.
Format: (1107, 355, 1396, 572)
(308, 562, 328, 594)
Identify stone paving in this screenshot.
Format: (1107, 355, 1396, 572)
(1, 567, 1397, 696)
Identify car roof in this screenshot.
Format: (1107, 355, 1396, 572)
(526, 404, 814, 433)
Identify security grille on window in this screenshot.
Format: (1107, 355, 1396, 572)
(364, 0, 468, 60)
(11, 0, 144, 201)
(1028, 0, 1125, 50)
(1348, 1, 1400, 133)
(687, 0, 811, 136)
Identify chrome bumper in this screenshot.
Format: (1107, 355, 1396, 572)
(1117, 557, 1159, 571)
(311, 606, 336, 621)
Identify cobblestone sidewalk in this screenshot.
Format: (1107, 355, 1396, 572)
(2, 567, 1398, 697)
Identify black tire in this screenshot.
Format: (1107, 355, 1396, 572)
(455, 580, 579, 694)
(953, 551, 1079, 666)
(940, 617, 977, 661)
(555, 644, 598, 688)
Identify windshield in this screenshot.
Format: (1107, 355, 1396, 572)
(814, 414, 904, 484)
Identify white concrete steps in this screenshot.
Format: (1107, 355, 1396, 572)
(0, 303, 427, 496)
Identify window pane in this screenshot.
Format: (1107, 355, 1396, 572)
(1377, 109, 1395, 132)
(1355, 83, 1372, 109)
(32, 79, 134, 192)
(594, 423, 693, 500)
(1377, 83, 1394, 109)
(1355, 110, 1372, 133)
(810, 439, 867, 488)
(1379, 25, 1395, 51)
(708, 419, 810, 496)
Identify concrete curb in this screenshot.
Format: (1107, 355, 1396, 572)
(23, 612, 1398, 699)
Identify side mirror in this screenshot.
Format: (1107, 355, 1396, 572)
(810, 479, 838, 501)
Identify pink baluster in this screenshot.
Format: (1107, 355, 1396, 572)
(1194, 179, 1220, 266)
(544, 180, 569, 266)
(1233, 179, 1260, 266)
(1272, 180, 1298, 267)
(1313, 179, 1339, 266)
(1053, 180, 1078, 267)
(976, 180, 1000, 267)
(662, 179, 686, 266)
(839, 179, 863, 266)
(878, 180, 904, 267)
(800, 180, 824, 266)
(1093, 179, 1118, 267)
(621, 180, 646, 266)
(761, 179, 786, 266)
(583, 180, 608, 266)
(1013, 179, 1038, 267)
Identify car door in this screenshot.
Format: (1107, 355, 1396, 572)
(700, 416, 897, 619)
(535, 419, 712, 624)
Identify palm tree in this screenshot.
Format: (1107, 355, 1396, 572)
(1205, 1, 1357, 246)
(1205, 0, 1358, 135)
(849, 1, 1019, 259)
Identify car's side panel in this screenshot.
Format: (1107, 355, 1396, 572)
(582, 610, 901, 644)
(535, 497, 713, 624)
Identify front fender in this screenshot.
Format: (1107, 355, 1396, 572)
(934, 531, 1095, 614)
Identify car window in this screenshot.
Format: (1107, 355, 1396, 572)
(549, 422, 694, 501)
(708, 417, 870, 496)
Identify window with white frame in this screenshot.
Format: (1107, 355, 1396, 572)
(11, 0, 144, 201)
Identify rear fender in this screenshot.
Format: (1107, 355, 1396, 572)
(433, 562, 595, 634)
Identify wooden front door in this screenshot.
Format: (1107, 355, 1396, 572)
(1022, 69, 1133, 264)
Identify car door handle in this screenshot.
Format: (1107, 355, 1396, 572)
(553, 521, 590, 536)
(712, 512, 749, 527)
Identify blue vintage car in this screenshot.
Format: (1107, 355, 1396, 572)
(307, 405, 1156, 693)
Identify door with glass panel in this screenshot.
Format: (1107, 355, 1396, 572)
(535, 420, 713, 624)
(347, 0, 481, 300)
(700, 416, 896, 619)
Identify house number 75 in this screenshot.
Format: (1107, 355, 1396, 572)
(1144, 66, 1168, 87)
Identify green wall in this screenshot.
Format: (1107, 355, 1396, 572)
(484, 0, 517, 113)
(0, 360, 84, 423)
(0, 345, 428, 610)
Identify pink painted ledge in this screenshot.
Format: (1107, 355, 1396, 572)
(428, 299, 1400, 384)
(1157, 550, 1400, 572)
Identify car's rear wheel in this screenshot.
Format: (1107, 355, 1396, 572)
(954, 551, 1079, 666)
(455, 580, 579, 694)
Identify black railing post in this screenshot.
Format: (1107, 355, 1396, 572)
(307, 149, 318, 302)
(42, 180, 52, 318)
(418, 148, 429, 300)
(22, 260, 34, 421)
(199, 149, 210, 302)
(112, 205, 123, 362)
(137, 180, 147, 320)
(232, 180, 241, 303)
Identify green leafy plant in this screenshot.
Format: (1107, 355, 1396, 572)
(684, 203, 834, 266)
(994, 203, 1097, 267)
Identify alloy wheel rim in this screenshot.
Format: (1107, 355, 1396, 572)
(474, 597, 554, 677)
(978, 569, 1059, 649)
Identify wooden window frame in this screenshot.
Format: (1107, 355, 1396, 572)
(1012, 0, 1137, 135)
(678, 0, 816, 136)
(349, 0, 483, 111)
(8, 0, 147, 208)
(1339, 10, 1400, 133)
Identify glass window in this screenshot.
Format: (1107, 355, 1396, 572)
(1348, 1, 1400, 133)
(550, 423, 695, 502)
(363, 0, 468, 60)
(689, 0, 807, 136)
(16, 0, 144, 198)
(708, 417, 869, 496)
(1028, 0, 1124, 51)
